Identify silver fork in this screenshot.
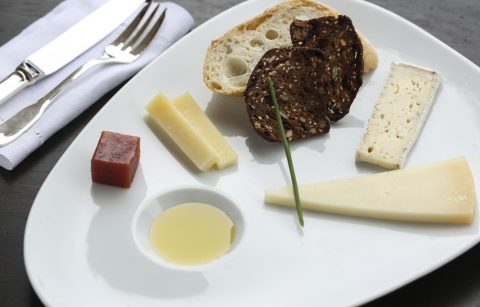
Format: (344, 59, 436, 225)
(0, 1, 166, 147)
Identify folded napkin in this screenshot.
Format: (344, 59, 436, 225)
(0, 0, 194, 170)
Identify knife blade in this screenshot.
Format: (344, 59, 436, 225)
(0, 0, 144, 105)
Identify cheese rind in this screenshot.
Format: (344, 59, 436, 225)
(145, 93, 217, 171)
(265, 157, 475, 224)
(356, 63, 442, 169)
(171, 93, 237, 169)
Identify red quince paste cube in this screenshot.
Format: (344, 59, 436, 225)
(91, 131, 140, 188)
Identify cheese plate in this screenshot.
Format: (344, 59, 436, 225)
(24, 0, 480, 306)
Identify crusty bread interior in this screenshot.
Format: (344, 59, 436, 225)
(203, 0, 378, 96)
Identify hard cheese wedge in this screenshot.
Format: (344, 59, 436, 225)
(171, 93, 237, 169)
(146, 93, 217, 171)
(145, 92, 236, 171)
(356, 63, 442, 169)
(265, 157, 475, 224)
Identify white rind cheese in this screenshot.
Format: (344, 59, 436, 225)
(356, 62, 442, 169)
(264, 157, 475, 224)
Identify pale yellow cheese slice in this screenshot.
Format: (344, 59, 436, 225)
(356, 63, 442, 169)
(145, 93, 217, 171)
(171, 93, 237, 169)
(265, 157, 475, 224)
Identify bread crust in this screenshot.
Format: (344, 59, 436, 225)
(203, 0, 378, 96)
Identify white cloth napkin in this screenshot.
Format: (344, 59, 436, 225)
(0, 0, 194, 170)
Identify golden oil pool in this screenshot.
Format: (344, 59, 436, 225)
(150, 202, 235, 265)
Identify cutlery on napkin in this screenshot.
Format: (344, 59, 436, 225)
(0, 0, 194, 170)
(0, 0, 145, 105)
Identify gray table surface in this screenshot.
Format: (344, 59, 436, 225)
(0, 0, 479, 306)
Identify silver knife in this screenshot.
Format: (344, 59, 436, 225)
(0, 0, 144, 105)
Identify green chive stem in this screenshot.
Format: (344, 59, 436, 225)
(267, 77, 304, 227)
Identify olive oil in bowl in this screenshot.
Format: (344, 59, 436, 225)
(132, 185, 245, 270)
(150, 202, 235, 265)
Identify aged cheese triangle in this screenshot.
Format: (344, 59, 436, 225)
(265, 157, 475, 224)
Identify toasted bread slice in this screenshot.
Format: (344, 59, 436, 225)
(290, 15, 364, 121)
(245, 47, 331, 142)
(203, 0, 378, 96)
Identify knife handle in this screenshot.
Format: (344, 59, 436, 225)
(0, 62, 41, 105)
(0, 58, 106, 147)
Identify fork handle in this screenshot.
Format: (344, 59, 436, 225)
(0, 58, 108, 147)
(43, 57, 108, 106)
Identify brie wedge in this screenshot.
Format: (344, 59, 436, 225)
(356, 63, 442, 169)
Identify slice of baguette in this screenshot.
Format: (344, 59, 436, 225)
(203, 0, 378, 96)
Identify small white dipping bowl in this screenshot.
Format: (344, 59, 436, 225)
(132, 185, 245, 271)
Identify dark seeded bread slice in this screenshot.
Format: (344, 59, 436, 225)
(291, 15, 363, 121)
(245, 47, 330, 142)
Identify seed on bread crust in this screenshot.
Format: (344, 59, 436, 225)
(245, 47, 331, 142)
(290, 15, 364, 121)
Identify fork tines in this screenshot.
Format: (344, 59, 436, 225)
(113, 1, 167, 55)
